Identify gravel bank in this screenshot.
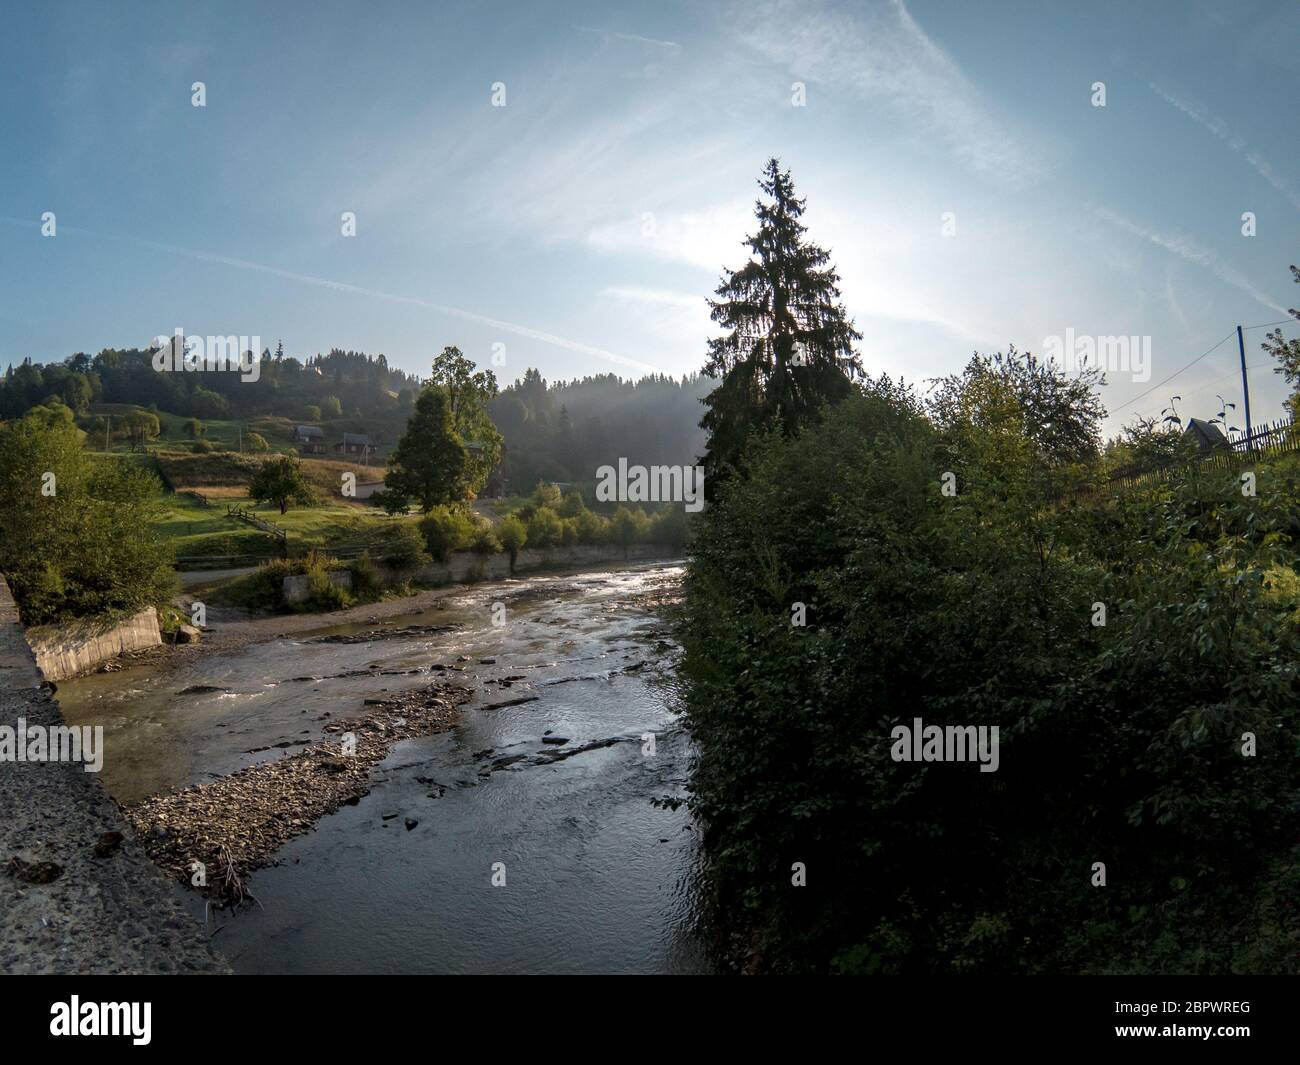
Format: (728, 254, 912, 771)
(0, 577, 228, 974)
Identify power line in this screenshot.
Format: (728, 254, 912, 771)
(1109, 315, 1295, 422)
(1110, 330, 1235, 414)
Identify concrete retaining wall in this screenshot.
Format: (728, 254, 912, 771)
(409, 542, 681, 586)
(0, 575, 227, 973)
(26, 606, 162, 683)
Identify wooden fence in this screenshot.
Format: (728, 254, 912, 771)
(225, 504, 288, 553)
(1103, 417, 1297, 495)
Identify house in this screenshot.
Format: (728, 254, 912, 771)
(351, 480, 386, 501)
(293, 425, 325, 453)
(334, 432, 373, 456)
(1183, 418, 1229, 454)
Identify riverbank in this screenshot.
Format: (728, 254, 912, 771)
(52, 563, 706, 972)
(127, 679, 474, 904)
(0, 575, 227, 974)
(94, 548, 686, 680)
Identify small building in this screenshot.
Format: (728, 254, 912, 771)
(294, 425, 325, 453)
(351, 480, 386, 501)
(334, 432, 373, 456)
(1183, 418, 1229, 454)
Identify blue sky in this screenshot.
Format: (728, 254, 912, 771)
(2, 0, 1298, 435)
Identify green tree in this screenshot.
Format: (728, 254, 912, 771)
(185, 417, 205, 440)
(525, 505, 563, 547)
(498, 514, 527, 571)
(321, 395, 343, 418)
(699, 158, 863, 489)
(0, 413, 175, 623)
(248, 455, 315, 514)
(382, 386, 470, 513)
(427, 345, 504, 495)
(1261, 263, 1300, 420)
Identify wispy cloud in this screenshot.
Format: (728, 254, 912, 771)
(1092, 206, 1286, 315)
(1148, 81, 1300, 212)
(575, 26, 682, 51)
(732, 0, 1047, 187)
(0, 217, 666, 375)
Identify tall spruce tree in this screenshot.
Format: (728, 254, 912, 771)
(699, 159, 863, 488)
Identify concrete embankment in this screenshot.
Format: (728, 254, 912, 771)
(26, 606, 163, 682)
(411, 541, 682, 584)
(0, 576, 227, 974)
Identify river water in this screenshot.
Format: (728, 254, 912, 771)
(55, 563, 714, 974)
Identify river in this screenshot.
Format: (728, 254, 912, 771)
(55, 562, 714, 974)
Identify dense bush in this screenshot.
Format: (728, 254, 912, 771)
(380, 522, 431, 570)
(418, 506, 476, 562)
(0, 414, 177, 624)
(681, 384, 1300, 974)
(525, 505, 563, 548)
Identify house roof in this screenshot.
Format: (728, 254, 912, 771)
(339, 433, 372, 446)
(1184, 418, 1229, 451)
(295, 425, 324, 437)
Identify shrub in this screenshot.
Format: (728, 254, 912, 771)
(418, 505, 476, 562)
(525, 505, 563, 548)
(498, 514, 527, 569)
(0, 414, 177, 624)
(681, 386, 1300, 975)
(469, 520, 501, 555)
(347, 550, 383, 598)
(191, 439, 214, 453)
(380, 522, 431, 570)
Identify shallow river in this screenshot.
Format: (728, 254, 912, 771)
(56, 563, 714, 974)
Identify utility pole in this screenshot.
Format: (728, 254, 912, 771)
(1237, 325, 1254, 448)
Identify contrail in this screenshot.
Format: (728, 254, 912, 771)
(0, 217, 666, 375)
(1148, 81, 1300, 213)
(1092, 207, 1287, 316)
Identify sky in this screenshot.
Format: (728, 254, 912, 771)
(1, 0, 1298, 436)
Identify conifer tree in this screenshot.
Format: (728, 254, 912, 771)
(700, 158, 863, 487)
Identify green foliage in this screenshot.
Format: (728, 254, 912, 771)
(530, 481, 563, 509)
(428, 345, 503, 495)
(1261, 263, 1300, 420)
(321, 395, 343, 418)
(248, 455, 316, 514)
(700, 158, 863, 490)
(0, 413, 176, 623)
(608, 505, 648, 548)
(383, 386, 470, 513)
(525, 505, 563, 548)
(468, 519, 501, 555)
(217, 551, 350, 613)
(347, 550, 383, 598)
(498, 514, 528, 568)
(380, 522, 431, 570)
(681, 382, 1300, 974)
(244, 431, 269, 452)
(190, 439, 214, 454)
(418, 505, 477, 562)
